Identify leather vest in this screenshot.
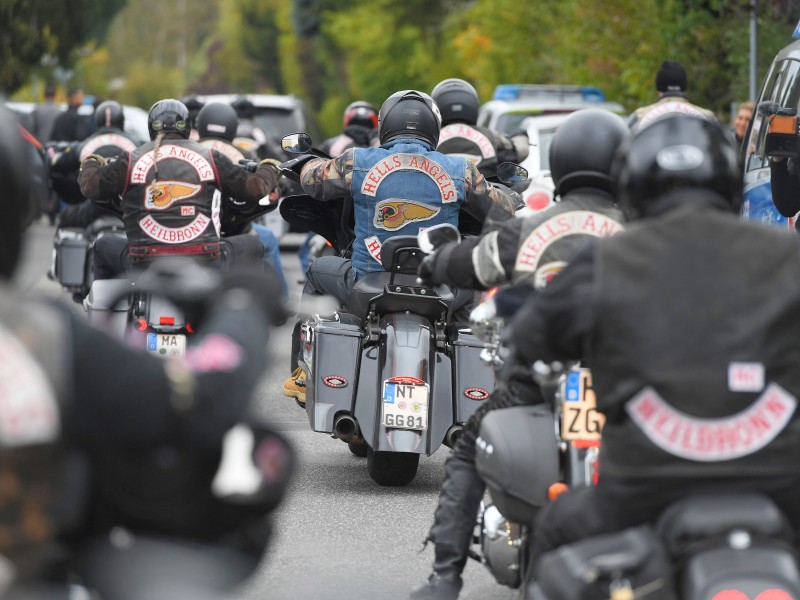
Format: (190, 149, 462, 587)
(476, 192, 624, 289)
(0, 290, 69, 585)
(350, 139, 468, 277)
(78, 128, 138, 161)
(437, 124, 501, 177)
(590, 203, 800, 479)
(122, 139, 222, 262)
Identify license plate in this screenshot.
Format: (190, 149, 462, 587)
(560, 368, 605, 442)
(382, 379, 429, 430)
(147, 333, 186, 358)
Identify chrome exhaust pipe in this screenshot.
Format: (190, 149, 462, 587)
(444, 424, 465, 449)
(333, 414, 359, 442)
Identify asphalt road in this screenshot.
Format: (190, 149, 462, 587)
(16, 220, 518, 600)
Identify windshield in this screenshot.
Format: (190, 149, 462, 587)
(538, 128, 557, 171)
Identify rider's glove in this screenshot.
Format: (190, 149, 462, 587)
(417, 253, 438, 286)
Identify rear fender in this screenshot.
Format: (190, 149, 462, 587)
(354, 312, 453, 455)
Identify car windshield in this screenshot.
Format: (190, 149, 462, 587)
(538, 127, 558, 171)
(496, 110, 575, 135)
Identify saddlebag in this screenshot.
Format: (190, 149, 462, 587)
(303, 319, 363, 434)
(451, 329, 496, 424)
(475, 405, 560, 525)
(53, 227, 91, 289)
(530, 525, 677, 600)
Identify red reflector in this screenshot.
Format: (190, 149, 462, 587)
(571, 439, 601, 449)
(526, 192, 551, 211)
(159, 316, 175, 326)
(185, 323, 194, 334)
(756, 590, 794, 600)
(136, 319, 148, 332)
(711, 591, 750, 600)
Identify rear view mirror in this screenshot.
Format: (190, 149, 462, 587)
(281, 133, 313, 154)
(496, 162, 529, 186)
(418, 223, 460, 254)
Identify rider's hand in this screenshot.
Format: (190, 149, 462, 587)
(417, 254, 438, 286)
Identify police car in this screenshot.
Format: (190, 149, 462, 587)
(741, 38, 800, 229)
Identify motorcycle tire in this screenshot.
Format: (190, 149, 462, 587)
(348, 441, 368, 458)
(366, 448, 419, 486)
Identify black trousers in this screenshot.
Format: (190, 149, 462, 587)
(424, 358, 542, 578)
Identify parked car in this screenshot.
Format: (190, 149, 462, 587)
(477, 84, 626, 135)
(741, 39, 800, 229)
(194, 93, 322, 144)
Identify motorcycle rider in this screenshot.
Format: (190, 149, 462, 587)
(79, 98, 280, 280)
(195, 101, 290, 297)
(507, 114, 800, 581)
(431, 78, 529, 180)
(319, 100, 380, 157)
(55, 100, 139, 228)
(409, 108, 628, 600)
(230, 96, 286, 162)
(0, 105, 290, 597)
(282, 89, 516, 405)
(628, 60, 717, 130)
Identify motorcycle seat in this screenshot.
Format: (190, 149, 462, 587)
(656, 493, 791, 547)
(346, 271, 421, 319)
(87, 215, 125, 236)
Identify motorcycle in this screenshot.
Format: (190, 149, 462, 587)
(277, 133, 504, 486)
(527, 492, 800, 599)
(83, 165, 279, 356)
(469, 286, 602, 589)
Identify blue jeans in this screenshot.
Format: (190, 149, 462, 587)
(297, 231, 315, 275)
(252, 224, 289, 299)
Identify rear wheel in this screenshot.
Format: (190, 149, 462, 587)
(366, 448, 420, 486)
(348, 441, 368, 458)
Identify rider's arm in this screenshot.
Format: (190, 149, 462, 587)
(463, 164, 518, 216)
(78, 153, 129, 203)
(509, 243, 598, 366)
(213, 151, 280, 203)
(63, 294, 270, 447)
(299, 149, 354, 200)
(426, 216, 525, 290)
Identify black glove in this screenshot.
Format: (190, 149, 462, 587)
(417, 253, 438, 286)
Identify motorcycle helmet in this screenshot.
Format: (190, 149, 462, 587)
(343, 101, 378, 130)
(378, 90, 442, 148)
(0, 107, 32, 278)
(180, 94, 205, 129)
(231, 96, 256, 120)
(613, 113, 742, 219)
(549, 108, 628, 197)
(430, 78, 480, 126)
(147, 99, 190, 140)
(94, 100, 125, 130)
(196, 102, 239, 142)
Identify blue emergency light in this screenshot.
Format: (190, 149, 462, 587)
(492, 84, 606, 103)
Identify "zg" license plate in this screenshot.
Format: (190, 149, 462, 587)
(561, 368, 604, 442)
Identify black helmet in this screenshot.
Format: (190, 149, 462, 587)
(180, 95, 205, 127)
(94, 100, 125, 130)
(0, 108, 32, 278)
(378, 90, 442, 147)
(549, 108, 628, 197)
(196, 102, 239, 142)
(147, 99, 190, 140)
(231, 96, 256, 120)
(430, 78, 480, 126)
(613, 114, 742, 219)
(343, 101, 378, 130)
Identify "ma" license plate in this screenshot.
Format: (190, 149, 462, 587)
(147, 333, 186, 358)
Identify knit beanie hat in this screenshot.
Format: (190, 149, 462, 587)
(655, 61, 688, 93)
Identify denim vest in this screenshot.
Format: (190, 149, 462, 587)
(350, 139, 468, 276)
